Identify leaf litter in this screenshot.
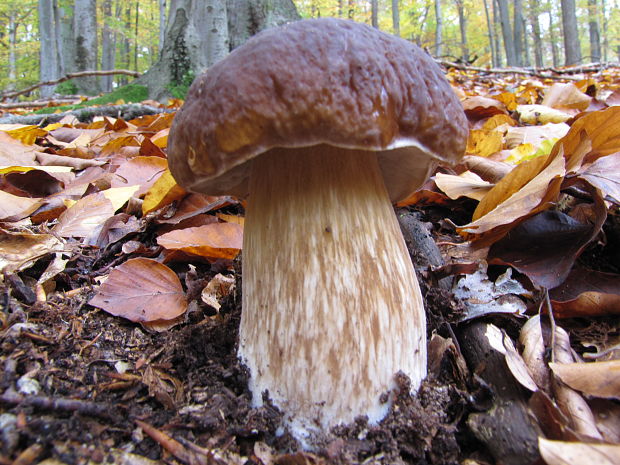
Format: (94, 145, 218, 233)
(1, 67, 620, 464)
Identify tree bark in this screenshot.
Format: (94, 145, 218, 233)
(529, 0, 544, 67)
(561, 0, 582, 65)
(548, 9, 560, 67)
(7, 12, 17, 92)
(496, 0, 516, 66)
(434, 0, 443, 56)
(371, 0, 378, 28)
(482, 0, 497, 66)
(392, 0, 400, 36)
(101, 0, 116, 92)
(72, 0, 100, 95)
(159, 0, 167, 51)
(134, 0, 140, 71)
(227, 0, 299, 50)
(587, 0, 601, 62)
(513, 0, 524, 66)
(456, 0, 469, 63)
(39, 0, 61, 97)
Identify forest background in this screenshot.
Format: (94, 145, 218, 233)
(0, 0, 618, 101)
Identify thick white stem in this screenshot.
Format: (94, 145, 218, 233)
(239, 145, 426, 440)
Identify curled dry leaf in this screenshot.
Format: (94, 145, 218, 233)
(459, 150, 565, 239)
(502, 330, 539, 392)
(142, 169, 187, 215)
(0, 189, 44, 221)
(541, 83, 592, 112)
(89, 257, 187, 324)
(0, 230, 64, 273)
(578, 152, 620, 205)
(0, 131, 37, 165)
(549, 361, 620, 400)
(461, 155, 512, 183)
(538, 438, 620, 465)
(201, 273, 236, 311)
(462, 96, 508, 119)
(53, 192, 115, 238)
(549, 268, 620, 318)
(157, 223, 243, 261)
(516, 105, 572, 124)
(519, 315, 551, 392)
(434, 171, 493, 201)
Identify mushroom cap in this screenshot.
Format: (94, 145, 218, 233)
(168, 18, 467, 202)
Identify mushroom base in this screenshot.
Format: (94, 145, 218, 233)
(239, 145, 427, 442)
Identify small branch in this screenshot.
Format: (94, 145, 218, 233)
(437, 60, 619, 80)
(0, 99, 81, 110)
(1, 69, 142, 101)
(0, 103, 171, 125)
(0, 390, 120, 420)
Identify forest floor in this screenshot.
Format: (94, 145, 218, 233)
(1, 66, 620, 465)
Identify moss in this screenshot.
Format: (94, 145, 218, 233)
(34, 83, 149, 114)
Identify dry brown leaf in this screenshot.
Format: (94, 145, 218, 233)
(0, 230, 64, 273)
(549, 361, 620, 400)
(578, 152, 620, 204)
(459, 151, 565, 236)
(519, 316, 551, 392)
(142, 169, 187, 215)
(157, 223, 243, 260)
(462, 96, 508, 119)
(435, 171, 493, 201)
(0, 131, 38, 165)
(538, 438, 620, 465)
(53, 192, 115, 238)
(542, 83, 592, 112)
(89, 257, 187, 323)
(0, 190, 44, 221)
(461, 155, 512, 183)
(111, 156, 168, 197)
(201, 273, 236, 311)
(517, 105, 572, 124)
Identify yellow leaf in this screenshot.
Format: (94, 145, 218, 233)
(6, 125, 47, 145)
(142, 169, 187, 215)
(467, 129, 504, 158)
(102, 185, 141, 211)
(505, 143, 536, 164)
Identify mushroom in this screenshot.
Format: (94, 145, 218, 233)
(167, 18, 467, 441)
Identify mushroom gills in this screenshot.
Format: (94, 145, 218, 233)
(239, 144, 427, 440)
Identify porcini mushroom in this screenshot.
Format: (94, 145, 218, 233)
(168, 18, 467, 441)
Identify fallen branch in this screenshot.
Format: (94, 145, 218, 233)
(1, 69, 141, 101)
(0, 99, 82, 110)
(0, 103, 171, 125)
(437, 60, 619, 80)
(0, 390, 120, 420)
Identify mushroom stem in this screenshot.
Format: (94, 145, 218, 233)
(239, 144, 426, 439)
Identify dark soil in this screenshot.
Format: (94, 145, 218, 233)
(1, 203, 506, 465)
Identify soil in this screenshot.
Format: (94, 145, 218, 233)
(0, 200, 559, 465)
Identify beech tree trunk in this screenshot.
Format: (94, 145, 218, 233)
(371, 0, 379, 28)
(39, 0, 61, 97)
(513, 0, 525, 66)
(492, 0, 503, 66)
(482, 0, 497, 66)
(456, 0, 469, 63)
(101, 0, 116, 92)
(529, 0, 543, 67)
(588, 0, 601, 62)
(139, 0, 298, 100)
(434, 0, 443, 56)
(72, 0, 100, 95)
(496, 0, 516, 66)
(7, 13, 17, 92)
(561, 0, 582, 65)
(392, 0, 400, 36)
(159, 0, 167, 50)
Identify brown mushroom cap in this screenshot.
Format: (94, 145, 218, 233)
(168, 18, 467, 202)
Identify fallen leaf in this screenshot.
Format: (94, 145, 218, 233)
(111, 156, 168, 197)
(142, 169, 187, 215)
(462, 96, 508, 119)
(578, 152, 620, 204)
(53, 192, 115, 238)
(89, 258, 187, 323)
(0, 230, 64, 273)
(201, 273, 236, 311)
(435, 171, 493, 201)
(517, 105, 572, 124)
(0, 190, 44, 221)
(466, 129, 504, 158)
(542, 83, 592, 112)
(538, 438, 620, 465)
(157, 223, 243, 261)
(549, 361, 620, 400)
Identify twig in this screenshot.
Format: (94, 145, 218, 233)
(1, 69, 142, 101)
(0, 390, 119, 420)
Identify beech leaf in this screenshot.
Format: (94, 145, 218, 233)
(549, 361, 620, 400)
(157, 223, 243, 260)
(89, 257, 187, 323)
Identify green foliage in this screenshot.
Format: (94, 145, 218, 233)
(55, 80, 79, 95)
(166, 70, 195, 100)
(34, 83, 149, 114)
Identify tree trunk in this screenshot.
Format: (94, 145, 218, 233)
(548, 9, 560, 67)
(371, 0, 378, 28)
(456, 0, 468, 63)
(134, 0, 140, 71)
(392, 0, 400, 36)
(561, 0, 582, 65)
(72, 0, 100, 94)
(159, 0, 167, 51)
(7, 12, 17, 92)
(101, 0, 116, 92)
(492, 0, 503, 66)
(522, 17, 531, 66)
(227, 0, 299, 50)
(482, 0, 497, 66)
(587, 0, 601, 62)
(529, 0, 543, 67)
(54, 1, 67, 77)
(434, 0, 442, 56)
(496, 0, 516, 66)
(513, 0, 524, 66)
(39, 0, 61, 97)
